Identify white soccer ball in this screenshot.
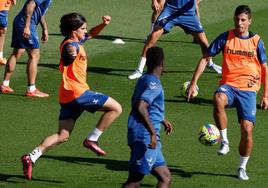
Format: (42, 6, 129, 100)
(181, 81, 199, 98)
(198, 123, 221, 146)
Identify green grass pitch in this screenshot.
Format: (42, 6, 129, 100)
(0, 0, 268, 187)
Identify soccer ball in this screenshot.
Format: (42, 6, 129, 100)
(181, 81, 199, 98)
(198, 123, 221, 146)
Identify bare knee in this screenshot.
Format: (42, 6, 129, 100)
(57, 132, 70, 143)
(160, 171, 172, 185)
(214, 93, 227, 108)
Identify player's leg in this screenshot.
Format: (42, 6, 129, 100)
(21, 119, 75, 180)
(0, 27, 7, 64)
(1, 48, 25, 93)
(151, 166, 172, 188)
(192, 32, 222, 74)
(122, 172, 145, 188)
(237, 119, 253, 180)
(25, 48, 49, 97)
(128, 26, 164, 80)
(213, 87, 230, 155)
(150, 0, 165, 33)
(0, 10, 8, 64)
(236, 91, 256, 180)
(129, 4, 173, 80)
(83, 94, 122, 155)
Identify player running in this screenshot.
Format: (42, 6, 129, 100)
(21, 13, 122, 180)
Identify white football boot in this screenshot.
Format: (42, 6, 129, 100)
(237, 168, 249, 180)
(217, 141, 230, 155)
(128, 70, 142, 80)
(208, 63, 222, 74)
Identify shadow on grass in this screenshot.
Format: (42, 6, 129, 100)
(169, 166, 237, 179)
(43, 155, 237, 179)
(0, 173, 64, 184)
(165, 96, 214, 105)
(43, 155, 129, 171)
(49, 33, 194, 44)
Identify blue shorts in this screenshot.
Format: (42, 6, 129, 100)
(59, 90, 109, 121)
(0, 11, 8, 28)
(156, 4, 204, 34)
(215, 84, 257, 124)
(11, 19, 39, 49)
(128, 141, 166, 175)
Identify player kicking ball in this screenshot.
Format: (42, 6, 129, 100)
(21, 13, 122, 180)
(187, 5, 268, 180)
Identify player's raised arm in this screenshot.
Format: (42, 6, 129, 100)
(88, 15, 111, 39)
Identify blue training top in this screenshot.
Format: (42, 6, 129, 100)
(127, 74, 165, 146)
(14, 0, 52, 27)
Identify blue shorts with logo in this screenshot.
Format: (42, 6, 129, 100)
(128, 141, 166, 175)
(155, 4, 204, 34)
(0, 11, 8, 28)
(11, 18, 39, 49)
(59, 90, 109, 121)
(215, 84, 257, 124)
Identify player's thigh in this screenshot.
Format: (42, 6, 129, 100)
(58, 119, 75, 138)
(100, 96, 122, 113)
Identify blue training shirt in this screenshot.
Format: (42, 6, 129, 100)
(166, 0, 196, 12)
(208, 31, 267, 64)
(14, 0, 52, 27)
(127, 74, 165, 146)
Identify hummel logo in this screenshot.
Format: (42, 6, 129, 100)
(149, 82, 157, 90)
(93, 99, 98, 104)
(146, 157, 154, 167)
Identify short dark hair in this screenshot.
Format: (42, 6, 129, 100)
(60, 13, 87, 37)
(146, 47, 164, 69)
(234, 5, 251, 19)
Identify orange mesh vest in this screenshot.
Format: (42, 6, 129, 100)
(59, 39, 89, 103)
(0, 0, 12, 11)
(220, 30, 261, 92)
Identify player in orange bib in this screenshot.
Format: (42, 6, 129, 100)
(20, 13, 122, 180)
(187, 5, 268, 180)
(0, 0, 16, 65)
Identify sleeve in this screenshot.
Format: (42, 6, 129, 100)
(207, 31, 228, 57)
(257, 38, 267, 64)
(139, 79, 161, 105)
(61, 42, 79, 66)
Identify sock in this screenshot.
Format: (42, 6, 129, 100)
(207, 60, 213, 67)
(3, 80, 9, 86)
(87, 128, 103, 142)
(0, 52, 3, 59)
(28, 84, 36, 92)
(239, 155, 250, 170)
(220, 128, 229, 144)
(29, 147, 43, 164)
(137, 57, 146, 73)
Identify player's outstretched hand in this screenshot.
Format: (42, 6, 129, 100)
(102, 16, 111, 25)
(162, 118, 173, 135)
